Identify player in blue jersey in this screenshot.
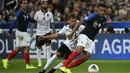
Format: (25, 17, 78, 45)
(59, 3, 107, 73)
(2, 0, 37, 69)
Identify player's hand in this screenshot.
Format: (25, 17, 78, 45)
(67, 33, 73, 39)
(7, 33, 13, 38)
(38, 36, 44, 41)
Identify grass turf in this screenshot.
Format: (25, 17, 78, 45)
(0, 59, 130, 73)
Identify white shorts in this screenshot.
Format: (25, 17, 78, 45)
(15, 30, 30, 47)
(77, 34, 95, 54)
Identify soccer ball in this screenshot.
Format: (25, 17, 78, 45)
(88, 64, 99, 73)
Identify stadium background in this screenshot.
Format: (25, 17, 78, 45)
(0, 0, 130, 73)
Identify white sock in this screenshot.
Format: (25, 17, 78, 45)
(43, 54, 57, 70)
(6, 59, 9, 62)
(46, 46, 51, 61)
(26, 64, 29, 66)
(37, 48, 42, 65)
(42, 45, 47, 59)
(53, 62, 63, 69)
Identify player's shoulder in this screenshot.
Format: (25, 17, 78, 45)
(62, 25, 69, 29)
(36, 10, 42, 14)
(16, 10, 23, 16)
(47, 11, 53, 15)
(87, 12, 98, 21)
(103, 16, 107, 21)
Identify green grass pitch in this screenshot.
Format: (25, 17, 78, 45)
(0, 59, 130, 73)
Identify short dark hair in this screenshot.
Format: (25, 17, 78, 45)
(98, 3, 107, 8)
(41, 0, 48, 4)
(69, 13, 76, 19)
(20, 0, 27, 4)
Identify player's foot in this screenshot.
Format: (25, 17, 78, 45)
(47, 68, 56, 73)
(39, 69, 46, 73)
(66, 68, 72, 73)
(2, 59, 8, 69)
(38, 64, 42, 67)
(26, 65, 37, 69)
(59, 67, 66, 73)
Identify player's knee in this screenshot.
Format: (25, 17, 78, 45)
(76, 46, 84, 53)
(37, 46, 42, 49)
(25, 45, 30, 49)
(56, 52, 61, 57)
(83, 51, 91, 60)
(15, 47, 21, 52)
(24, 45, 30, 51)
(45, 43, 51, 46)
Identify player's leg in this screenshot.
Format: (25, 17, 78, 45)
(66, 51, 91, 68)
(50, 44, 71, 73)
(39, 44, 69, 73)
(2, 47, 21, 69)
(48, 62, 63, 73)
(65, 35, 95, 69)
(59, 34, 87, 73)
(45, 40, 51, 61)
(23, 32, 37, 69)
(42, 44, 46, 59)
(24, 45, 37, 69)
(36, 36, 43, 67)
(39, 53, 58, 73)
(63, 34, 88, 67)
(2, 30, 22, 69)
(44, 32, 52, 61)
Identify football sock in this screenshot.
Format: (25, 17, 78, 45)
(43, 54, 57, 70)
(63, 51, 80, 67)
(24, 52, 30, 65)
(67, 57, 86, 68)
(7, 50, 18, 61)
(46, 46, 51, 61)
(43, 45, 47, 59)
(53, 62, 63, 69)
(37, 48, 42, 65)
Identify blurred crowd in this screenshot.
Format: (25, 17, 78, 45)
(0, 0, 130, 33)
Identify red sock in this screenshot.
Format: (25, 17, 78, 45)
(66, 57, 87, 68)
(63, 51, 80, 67)
(24, 52, 30, 64)
(7, 50, 18, 61)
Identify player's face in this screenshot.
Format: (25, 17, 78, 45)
(69, 18, 76, 27)
(41, 0, 48, 10)
(98, 7, 106, 16)
(21, 1, 28, 10)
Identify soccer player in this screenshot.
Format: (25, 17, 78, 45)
(2, 0, 37, 69)
(34, 0, 54, 67)
(39, 14, 85, 73)
(59, 3, 107, 73)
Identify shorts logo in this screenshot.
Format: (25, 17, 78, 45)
(47, 14, 49, 17)
(81, 41, 83, 43)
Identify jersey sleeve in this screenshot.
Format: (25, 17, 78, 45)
(34, 11, 38, 21)
(8, 11, 20, 34)
(82, 13, 97, 23)
(58, 26, 66, 35)
(78, 25, 85, 32)
(50, 13, 54, 23)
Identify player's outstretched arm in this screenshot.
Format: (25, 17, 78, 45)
(38, 32, 60, 40)
(67, 21, 82, 39)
